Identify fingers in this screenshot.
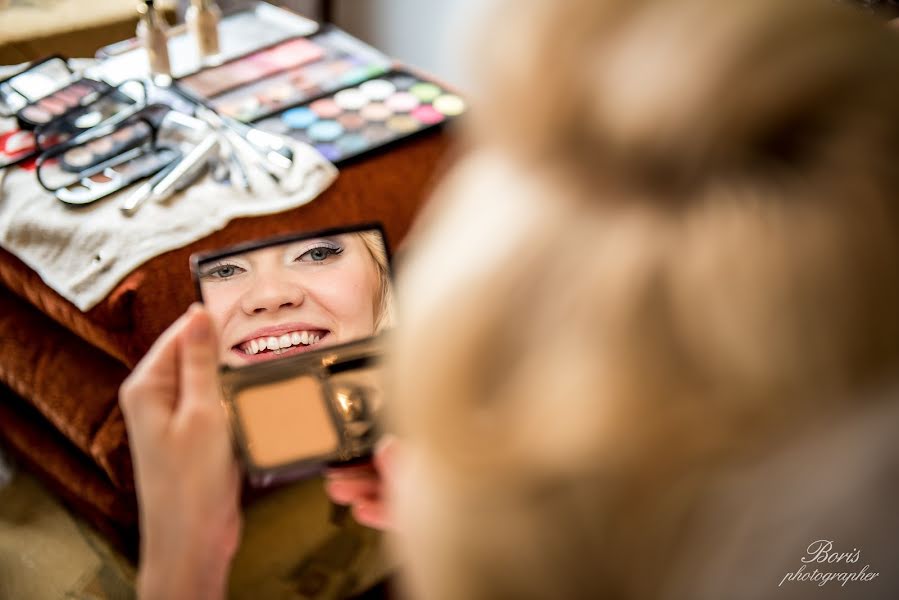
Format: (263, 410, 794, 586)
(176, 304, 222, 414)
(325, 473, 381, 505)
(352, 500, 392, 531)
(119, 305, 197, 430)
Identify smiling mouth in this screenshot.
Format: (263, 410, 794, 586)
(232, 329, 330, 360)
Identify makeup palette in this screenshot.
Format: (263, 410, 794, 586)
(33, 80, 148, 151)
(255, 71, 466, 164)
(17, 78, 111, 129)
(0, 56, 73, 118)
(50, 145, 182, 206)
(178, 37, 326, 99)
(35, 104, 196, 206)
(197, 27, 392, 123)
(56, 120, 154, 173)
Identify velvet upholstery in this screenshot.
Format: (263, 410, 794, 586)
(0, 129, 452, 551)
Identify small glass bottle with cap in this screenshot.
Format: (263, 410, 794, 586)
(187, 0, 222, 66)
(136, 0, 172, 85)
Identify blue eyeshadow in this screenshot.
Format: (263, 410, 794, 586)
(307, 120, 344, 142)
(281, 106, 317, 129)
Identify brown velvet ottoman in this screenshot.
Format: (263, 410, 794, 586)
(0, 129, 452, 554)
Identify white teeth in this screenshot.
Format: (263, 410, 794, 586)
(241, 330, 326, 354)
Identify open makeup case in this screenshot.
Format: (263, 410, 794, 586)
(0, 0, 456, 555)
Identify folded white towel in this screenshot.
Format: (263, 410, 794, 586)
(0, 133, 337, 311)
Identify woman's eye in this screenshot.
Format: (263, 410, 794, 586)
(299, 245, 342, 262)
(203, 264, 244, 279)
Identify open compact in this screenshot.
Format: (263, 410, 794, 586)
(191, 223, 391, 486)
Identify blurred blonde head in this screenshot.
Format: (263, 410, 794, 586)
(388, 0, 899, 598)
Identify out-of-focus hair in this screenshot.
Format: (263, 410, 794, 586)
(388, 0, 899, 598)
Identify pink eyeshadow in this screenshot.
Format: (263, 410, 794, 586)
(411, 105, 444, 125)
(310, 98, 341, 119)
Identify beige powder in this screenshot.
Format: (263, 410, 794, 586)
(235, 375, 337, 468)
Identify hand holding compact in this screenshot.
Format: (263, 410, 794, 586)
(119, 304, 242, 600)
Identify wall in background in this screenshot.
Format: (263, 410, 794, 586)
(331, 0, 479, 90)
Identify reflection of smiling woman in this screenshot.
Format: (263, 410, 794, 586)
(199, 232, 390, 366)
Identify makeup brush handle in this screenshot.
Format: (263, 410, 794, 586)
(119, 179, 156, 216)
(151, 133, 219, 203)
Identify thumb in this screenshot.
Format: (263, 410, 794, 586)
(177, 304, 222, 413)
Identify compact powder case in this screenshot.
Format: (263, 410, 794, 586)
(219, 335, 384, 486)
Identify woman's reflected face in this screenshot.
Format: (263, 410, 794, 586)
(199, 234, 380, 366)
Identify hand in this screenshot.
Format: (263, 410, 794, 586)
(324, 435, 398, 531)
(120, 304, 242, 600)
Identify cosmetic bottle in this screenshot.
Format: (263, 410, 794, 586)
(137, 0, 172, 84)
(187, 0, 222, 65)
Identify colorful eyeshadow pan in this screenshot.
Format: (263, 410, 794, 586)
(307, 120, 344, 142)
(409, 82, 441, 103)
(411, 105, 444, 126)
(281, 106, 317, 129)
(334, 88, 368, 110)
(385, 92, 419, 113)
(385, 114, 419, 134)
(359, 79, 396, 101)
(310, 98, 341, 119)
(359, 103, 392, 122)
(256, 70, 464, 165)
(433, 94, 466, 116)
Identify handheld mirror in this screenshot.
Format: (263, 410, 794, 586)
(191, 223, 392, 486)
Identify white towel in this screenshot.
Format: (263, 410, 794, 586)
(0, 135, 337, 311)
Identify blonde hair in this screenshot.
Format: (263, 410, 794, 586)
(356, 229, 394, 332)
(388, 0, 899, 598)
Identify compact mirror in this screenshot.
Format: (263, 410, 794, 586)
(191, 223, 392, 485)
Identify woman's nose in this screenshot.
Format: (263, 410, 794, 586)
(240, 278, 305, 315)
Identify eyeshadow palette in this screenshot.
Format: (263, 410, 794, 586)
(33, 81, 148, 151)
(178, 37, 326, 99)
(254, 71, 466, 165)
(45, 145, 182, 206)
(0, 56, 73, 117)
(197, 27, 392, 123)
(17, 78, 111, 129)
(57, 120, 153, 173)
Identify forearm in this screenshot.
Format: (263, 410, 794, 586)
(138, 541, 234, 600)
